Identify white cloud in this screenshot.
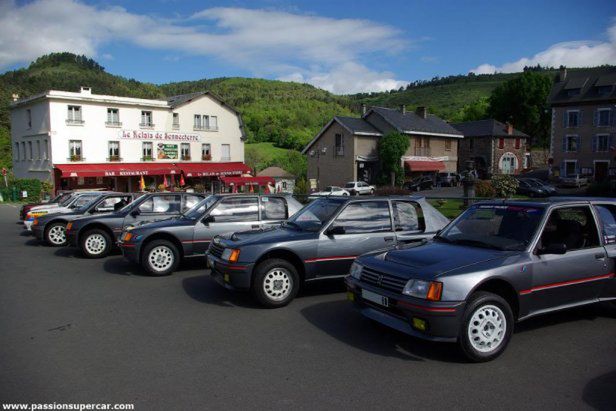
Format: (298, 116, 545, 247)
(470, 19, 616, 74)
(0, 0, 408, 93)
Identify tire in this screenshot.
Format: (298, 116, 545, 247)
(44, 221, 67, 247)
(80, 228, 112, 258)
(370, 189, 375, 195)
(141, 239, 180, 276)
(458, 291, 514, 362)
(252, 258, 300, 308)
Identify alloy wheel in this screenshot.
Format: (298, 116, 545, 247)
(48, 225, 66, 245)
(467, 304, 507, 353)
(84, 233, 107, 255)
(262, 268, 293, 301)
(148, 246, 175, 272)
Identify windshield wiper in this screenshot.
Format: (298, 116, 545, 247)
(451, 239, 504, 251)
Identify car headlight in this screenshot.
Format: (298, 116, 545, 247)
(402, 279, 443, 301)
(349, 262, 363, 279)
(221, 248, 240, 263)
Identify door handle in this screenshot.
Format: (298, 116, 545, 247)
(595, 253, 606, 260)
(251, 225, 260, 229)
(384, 236, 395, 242)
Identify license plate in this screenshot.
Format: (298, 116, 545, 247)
(361, 289, 389, 307)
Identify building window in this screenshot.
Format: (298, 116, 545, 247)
(335, 133, 344, 156)
(596, 109, 612, 127)
(43, 139, 48, 160)
(66, 105, 83, 125)
(565, 110, 580, 128)
(194, 114, 202, 130)
(445, 139, 452, 151)
(563, 135, 579, 152)
(181, 143, 191, 160)
(203, 115, 210, 129)
(69, 140, 82, 161)
(108, 141, 120, 161)
(142, 142, 153, 161)
(21, 142, 25, 160)
(221, 144, 231, 161)
(498, 138, 505, 149)
(172, 113, 179, 129)
(594, 135, 610, 152)
(26, 109, 32, 129)
(514, 138, 521, 149)
(201, 143, 211, 160)
(414, 137, 430, 156)
(14, 143, 19, 161)
(210, 116, 218, 130)
(140, 111, 153, 127)
(36, 141, 41, 160)
(106, 108, 121, 126)
(564, 160, 577, 177)
(28, 141, 33, 160)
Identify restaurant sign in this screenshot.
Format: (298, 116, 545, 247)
(119, 130, 200, 142)
(157, 143, 178, 160)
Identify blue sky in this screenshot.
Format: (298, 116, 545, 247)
(2, 0, 615, 93)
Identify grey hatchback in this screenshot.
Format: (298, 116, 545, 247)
(207, 196, 450, 307)
(346, 198, 616, 362)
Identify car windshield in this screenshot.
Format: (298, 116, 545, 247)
(523, 179, 542, 188)
(344, 183, 355, 188)
(58, 194, 75, 206)
(182, 195, 218, 220)
(120, 194, 147, 212)
(75, 196, 104, 213)
(436, 204, 545, 251)
(285, 198, 345, 231)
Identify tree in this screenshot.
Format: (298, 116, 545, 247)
(487, 71, 552, 147)
(451, 97, 489, 122)
(377, 132, 409, 186)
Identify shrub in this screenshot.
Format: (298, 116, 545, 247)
(294, 177, 309, 195)
(193, 183, 206, 193)
(491, 175, 519, 198)
(378, 132, 409, 186)
(475, 180, 496, 198)
(375, 186, 410, 196)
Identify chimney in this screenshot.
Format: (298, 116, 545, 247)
(559, 67, 567, 82)
(361, 103, 367, 116)
(11, 94, 19, 102)
(80, 86, 92, 95)
(399, 104, 406, 115)
(506, 122, 513, 135)
(416, 106, 428, 119)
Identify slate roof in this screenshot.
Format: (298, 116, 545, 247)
(451, 119, 529, 138)
(257, 166, 295, 178)
(334, 116, 382, 135)
(548, 67, 616, 105)
(166, 91, 209, 108)
(368, 107, 463, 137)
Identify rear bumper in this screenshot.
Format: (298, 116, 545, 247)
(345, 276, 464, 342)
(208, 254, 254, 291)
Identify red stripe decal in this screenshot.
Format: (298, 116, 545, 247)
(397, 301, 457, 313)
(181, 239, 211, 244)
(519, 273, 614, 295)
(119, 243, 136, 248)
(304, 256, 357, 263)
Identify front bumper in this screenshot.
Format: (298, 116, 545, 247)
(207, 254, 254, 291)
(345, 276, 464, 342)
(32, 224, 45, 240)
(23, 219, 34, 231)
(118, 239, 140, 262)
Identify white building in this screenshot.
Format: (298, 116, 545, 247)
(10, 87, 249, 192)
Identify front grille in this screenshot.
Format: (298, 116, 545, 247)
(208, 242, 225, 258)
(360, 267, 407, 294)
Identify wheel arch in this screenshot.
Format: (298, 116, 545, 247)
(469, 278, 520, 320)
(44, 218, 69, 232)
(80, 223, 115, 242)
(254, 248, 306, 283)
(140, 232, 184, 260)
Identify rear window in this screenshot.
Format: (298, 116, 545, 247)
(139, 195, 181, 214)
(345, 183, 355, 188)
(261, 197, 287, 220)
(595, 204, 616, 244)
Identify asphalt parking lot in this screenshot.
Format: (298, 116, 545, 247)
(0, 204, 615, 410)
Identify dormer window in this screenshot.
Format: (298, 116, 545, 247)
(567, 88, 581, 97)
(597, 85, 613, 96)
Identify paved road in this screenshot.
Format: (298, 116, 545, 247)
(0, 204, 615, 410)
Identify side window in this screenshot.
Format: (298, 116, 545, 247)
(95, 196, 129, 212)
(73, 195, 97, 208)
(540, 206, 600, 251)
(139, 195, 181, 214)
(595, 205, 616, 244)
(392, 201, 425, 232)
(332, 201, 391, 234)
(210, 197, 258, 222)
(262, 197, 287, 221)
(183, 195, 202, 212)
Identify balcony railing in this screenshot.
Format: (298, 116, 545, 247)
(181, 155, 191, 161)
(105, 121, 123, 127)
(414, 147, 431, 157)
(193, 125, 219, 131)
(172, 123, 180, 130)
(202, 154, 212, 161)
(141, 156, 154, 161)
(220, 156, 231, 162)
(139, 122, 155, 129)
(107, 156, 122, 162)
(68, 155, 84, 162)
(66, 119, 84, 125)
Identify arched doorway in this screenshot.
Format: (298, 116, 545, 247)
(499, 152, 518, 175)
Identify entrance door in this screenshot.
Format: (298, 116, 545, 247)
(594, 161, 609, 182)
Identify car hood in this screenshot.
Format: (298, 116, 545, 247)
(360, 241, 515, 280)
(220, 226, 315, 246)
(127, 217, 193, 232)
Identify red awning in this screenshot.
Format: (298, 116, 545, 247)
(181, 162, 251, 177)
(55, 163, 180, 178)
(220, 176, 274, 185)
(405, 160, 446, 172)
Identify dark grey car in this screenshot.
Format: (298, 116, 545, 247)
(206, 196, 450, 307)
(118, 194, 303, 276)
(31, 192, 137, 246)
(67, 192, 204, 258)
(346, 198, 616, 362)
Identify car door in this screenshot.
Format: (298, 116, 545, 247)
(260, 196, 288, 229)
(527, 205, 610, 313)
(313, 200, 395, 277)
(391, 200, 434, 244)
(200, 196, 260, 243)
(125, 194, 182, 228)
(592, 203, 616, 299)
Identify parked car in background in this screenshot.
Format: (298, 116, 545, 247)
(559, 174, 588, 188)
(67, 192, 204, 258)
(524, 178, 557, 195)
(31, 193, 137, 246)
(24, 192, 106, 231)
(119, 194, 303, 276)
(346, 198, 616, 362)
(344, 181, 375, 196)
(310, 186, 350, 197)
(438, 172, 460, 187)
(207, 196, 450, 307)
(516, 179, 548, 197)
(19, 192, 73, 221)
(404, 176, 433, 191)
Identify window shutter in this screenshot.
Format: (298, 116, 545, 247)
(593, 110, 597, 126)
(560, 161, 565, 177)
(576, 135, 581, 152)
(592, 135, 597, 152)
(578, 110, 583, 126)
(575, 161, 579, 175)
(562, 136, 567, 152)
(611, 109, 615, 126)
(563, 112, 568, 128)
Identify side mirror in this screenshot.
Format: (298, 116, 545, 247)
(326, 225, 345, 236)
(538, 243, 567, 255)
(202, 215, 215, 225)
(130, 209, 140, 218)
